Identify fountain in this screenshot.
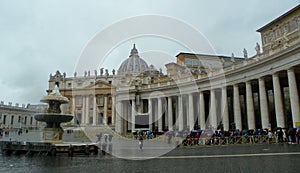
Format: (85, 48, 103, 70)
(34, 85, 73, 143)
(0, 85, 100, 156)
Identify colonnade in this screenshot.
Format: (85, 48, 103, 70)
(115, 67, 300, 134)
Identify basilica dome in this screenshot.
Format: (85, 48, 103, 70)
(117, 44, 149, 75)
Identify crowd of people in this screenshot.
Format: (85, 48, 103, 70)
(175, 127, 300, 146)
(132, 127, 300, 147)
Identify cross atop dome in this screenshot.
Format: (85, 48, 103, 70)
(130, 43, 138, 57)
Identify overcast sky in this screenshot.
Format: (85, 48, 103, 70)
(0, 0, 299, 105)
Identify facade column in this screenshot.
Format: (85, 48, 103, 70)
(288, 68, 300, 127)
(116, 101, 125, 134)
(158, 97, 163, 132)
(164, 101, 168, 131)
(85, 96, 90, 124)
(233, 84, 242, 130)
(114, 101, 119, 133)
(72, 97, 76, 124)
(92, 96, 97, 126)
(221, 87, 229, 131)
(131, 99, 136, 131)
(259, 77, 269, 129)
(178, 95, 184, 131)
(246, 81, 255, 129)
(188, 93, 194, 131)
(82, 96, 86, 124)
(209, 89, 217, 129)
(103, 95, 108, 125)
(199, 91, 205, 130)
(148, 99, 153, 131)
(168, 96, 173, 131)
(272, 73, 285, 128)
(111, 96, 116, 125)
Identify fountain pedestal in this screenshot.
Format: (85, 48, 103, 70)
(43, 128, 64, 143)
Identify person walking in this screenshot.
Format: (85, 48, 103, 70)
(278, 128, 284, 143)
(138, 135, 143, 150)
(268, 130, 273, 144)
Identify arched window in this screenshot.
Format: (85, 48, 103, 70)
(55, 82, 60, 87)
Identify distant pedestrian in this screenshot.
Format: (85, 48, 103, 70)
(267, 130, 273, 143)
(278, 128, 284, 143)
(96, 133, 102, 142)
(108, 134, 113, 143)
(288, 127, 296, 144)
(296, 129, 300, 144)
(138, 136, 143, 150)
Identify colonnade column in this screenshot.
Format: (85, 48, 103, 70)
(111, 96, 116, 125)
(233, 84, 242, 130)
(92, 96, 97, 126)
(148, 99, 153, 131)
(246, 81, 255, 129)
(210, 89, 217, 129)
(158, 97, 163, 132)
(272, 73, 285, 128)
(221, 87, 229, 131)
(259, 77, 269, 129)
(121, 100, 127, 134)
(115, 100, 123, 134)
(178, 95, 184, 131)
(131, 99, 136, 131)
(188, 93, 194, 131)
(168, 96, 173, 131)
(288, 68, 300, 127)
(164, 102, 168, 130)
(199, 92, 205, 130)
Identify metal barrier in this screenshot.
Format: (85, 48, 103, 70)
(181, 135, 278, 146)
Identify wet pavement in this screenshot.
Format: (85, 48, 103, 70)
(1, 131, 300, 173)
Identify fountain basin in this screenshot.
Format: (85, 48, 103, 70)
(34, 113, 73, 123)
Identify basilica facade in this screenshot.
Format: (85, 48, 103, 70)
(48, 5, 300, 134)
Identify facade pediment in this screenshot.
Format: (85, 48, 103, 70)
(84, 80, 113, 90)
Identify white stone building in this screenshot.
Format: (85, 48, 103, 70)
(48, 5, 300, 134)
(0, 102, 44, 129)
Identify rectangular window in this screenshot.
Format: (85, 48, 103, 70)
(294, 20, 300, 28)
(270, 32, 275, 41)
(24, 117, 27, 125)
(284, 24, 289, 33)
(18, 116, 21, 123)
(76, 96, 83, 106)
(3, 115, 6, 125)
(30, 117, 33, 125)
(192, 58, 199, 67)
(89, 96, 94, 109)
(99, 96, 103, 106)
(11, 116, 14, 125)
(76, 113, 82, 124)
(275, 29, 280, 38)
(185, 58, 192, 66)
(263, 36, 267, 44)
